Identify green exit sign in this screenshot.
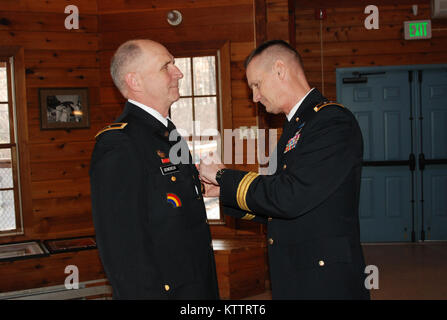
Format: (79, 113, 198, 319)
(404, 20, 432, 40)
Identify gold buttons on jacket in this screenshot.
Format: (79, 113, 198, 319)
(164, 131, 169, 137)
(283, 164, 287, 170)
(171, 176, 177, 182)
(318, 260, 325, 267)
(268, 238, 274, 245)
(295, 117, 300, 122)
(268, 217, 273, 221)
(164, 284, 170, 291)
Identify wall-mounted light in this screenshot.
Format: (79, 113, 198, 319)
(167, 10, 182, 26)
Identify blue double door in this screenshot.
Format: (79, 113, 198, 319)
(337, 65, 447, 242)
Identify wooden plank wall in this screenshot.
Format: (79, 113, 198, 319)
(0, 0, 291, 293)
(262, 0, 289, 129)
(0, 0, 107, 293)
(295, 0, 447, 101)
(97, 0, 257, 162)
(263, 0, 447, 129)
(0, 1, 273, 243)
(97, 0, 263, 237)
(268, 0, 447, 103)
(0, 1, 101, 241)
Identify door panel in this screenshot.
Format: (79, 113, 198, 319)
(338, 66, 447, 242)
(360, 167, 412, 242)
(339, 70, 412, 242)
(419, 69, 447, 240)
(342, 71, 411, 162)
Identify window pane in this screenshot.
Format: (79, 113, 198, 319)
(0, 149, 13, 189)
(193, 56, 216, 95)
(0, 190, 16, 231)
(204, 197, 220, 220)
(194, 139, 219, 161)
(175, 58, 192, 96)
(186, 138, 219, 164)
(171, 98, 193, 136)
(185, 140, 197, 164)
(194, 97, 217, 136)
(0, 104, 10, 143)
(187, 139, 220, 220)
(0, 67, 7, 102)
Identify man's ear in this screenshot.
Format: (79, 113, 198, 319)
(124, 72, 141, 92)
(274, 60, 286, 80)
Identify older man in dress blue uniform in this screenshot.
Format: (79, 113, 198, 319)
(90, 39, 219, 299)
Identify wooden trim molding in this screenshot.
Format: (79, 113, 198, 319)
(0, 46, 32, 243)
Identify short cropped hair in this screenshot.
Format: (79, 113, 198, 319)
(244, 39, 303, 69)
(110, 40, 144, 94)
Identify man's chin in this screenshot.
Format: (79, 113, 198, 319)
(264, 105, 277, 114)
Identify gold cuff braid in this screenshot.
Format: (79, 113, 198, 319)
(236, 172, 259, 212)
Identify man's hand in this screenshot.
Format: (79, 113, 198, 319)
(202, 182, 220, 197)
(199, 153, 225, 185)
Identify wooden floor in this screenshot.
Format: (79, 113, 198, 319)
(243, 242, 447, 300)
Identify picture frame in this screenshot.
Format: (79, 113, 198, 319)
(0, 240, 49, 262)
(43, 236, 97, 254)
(39, 87, 90, 129)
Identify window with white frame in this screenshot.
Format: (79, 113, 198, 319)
(170, 55, 221, 221)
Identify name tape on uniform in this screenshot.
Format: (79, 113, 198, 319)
(160, 164, 180, 175)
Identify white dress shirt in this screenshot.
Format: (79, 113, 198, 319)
(286, 88, 315, 122)
(128, 99, 169, 128)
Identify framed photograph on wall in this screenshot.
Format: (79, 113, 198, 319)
(39, 87, 90, 129)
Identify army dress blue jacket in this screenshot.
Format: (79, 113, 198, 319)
(90, 102, 219, 299)
(218, 89, 370, 300)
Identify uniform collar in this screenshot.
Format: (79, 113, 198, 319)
(290, 88, 326, 122)
(117, 101, 170, 135)
(281, 88, 327, 137)
(286, 88, 315, 122)
(127, 99, 170, 128)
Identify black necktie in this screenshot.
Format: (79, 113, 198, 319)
(167, 118, 176, 132)
(167, 119, 183, 145)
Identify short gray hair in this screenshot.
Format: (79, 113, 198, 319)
(110, 40, 144, 95)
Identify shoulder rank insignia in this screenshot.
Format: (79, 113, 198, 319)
(94, 123, 128, 139)
(313, 102, 345, 113)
